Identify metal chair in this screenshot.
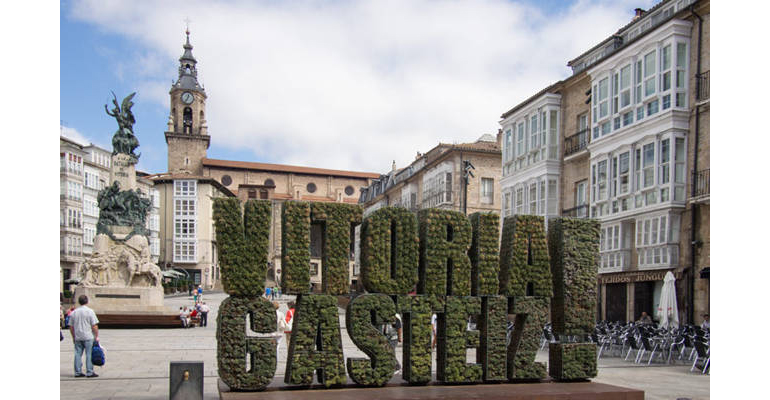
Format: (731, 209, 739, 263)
(691, 340, 709, 373)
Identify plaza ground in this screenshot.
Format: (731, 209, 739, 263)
(60, 291, 709, 400)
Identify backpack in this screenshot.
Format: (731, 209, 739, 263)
(91, 341, 106, 366)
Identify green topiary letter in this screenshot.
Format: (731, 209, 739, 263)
(285, 294, 346, 386)
(345, 294, 399, 386)
(217, 296, 277, 390)
(436, 296, 482, 383)
(361, 207, 419, 294)
(418, 209, 472, 296)
(281, 201, 311, 294)
(311, 203, 363, 295)
(507, 296, 549, 380)
(479, 295, 507, 381)
(469, 212, 500, 296)
(499, 215, 552, 297)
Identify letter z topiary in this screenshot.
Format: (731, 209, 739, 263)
(507, 296, 549, 380)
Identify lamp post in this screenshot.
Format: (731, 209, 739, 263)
(463, 160, 475, 214)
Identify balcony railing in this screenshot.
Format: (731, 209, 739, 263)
(564, 129, 589, 156)
(692, 168, 710, 198)
(696, 71, 709, 101)
(562, 204, 589, 218)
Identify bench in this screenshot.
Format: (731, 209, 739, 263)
(97, 314, 185, 328)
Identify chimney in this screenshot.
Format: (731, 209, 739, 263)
(496, 129, 503, 146)
(633, 8, 645, 20)
(415, 151, 422, 160)
(392, 160, 397, 171)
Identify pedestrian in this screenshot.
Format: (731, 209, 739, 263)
(190, 307, 199, 327)
(273, 301, 286, 355)
(381, 316, 401, 374)
(64, 306, 75, 328)
(199, 302, 210, 327)
(431, 313, 437, 349)
(197, 285, 203, 302)
(284, 301, 295, 349)
(69, 295, 100, 378)
(276, 286, 281, 299)
(179, 307, 190, 328)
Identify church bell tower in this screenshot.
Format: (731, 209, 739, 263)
(165, 29, 209, 175)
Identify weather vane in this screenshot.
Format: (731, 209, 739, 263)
(184, 17, 191, 35)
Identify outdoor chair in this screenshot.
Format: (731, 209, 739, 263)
(639, 335, 664, 365)
(624, 335, 642, 362)
(666, 336, 686, 364)
(691, 340, 709, 373)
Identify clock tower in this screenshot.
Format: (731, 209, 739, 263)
(165, 29, 210, 175)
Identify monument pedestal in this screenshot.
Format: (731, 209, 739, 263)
(74, 286, 167, 314)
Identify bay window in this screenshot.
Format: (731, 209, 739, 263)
(676, 42, 687, 107)
(515, 187, 523, 215)
(516, 123, 525, 157)
(598, 77, 609, 120)
(644, 50, 656, 97)
(642, 143, 655, 188)
(529, 184, 537, 215)
(674, 137, 686, 201)
(173, 180, 197, 262)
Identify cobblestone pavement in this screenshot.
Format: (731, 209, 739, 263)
(60, 291, 709, 400)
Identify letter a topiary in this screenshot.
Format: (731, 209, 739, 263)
(418, 209, 472, 296)
(345, 294, 399, 386)
(285, 294, 346, 387)
(499, 215, 552, 298)
(213, 198, 270, 296)
(217, 296, 277, 390)
(360, 207, 419, 294)
(281, 201, 311, 294)
(311, 203, 363, 295)
(469, 212, 500, 296)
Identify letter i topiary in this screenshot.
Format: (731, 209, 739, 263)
(436, 296, 482, 383)
(360, 207, 419, 294)
(281, 201, 311, 294)
(285, 294, 346, 387)
(479, 295, 507, 381)
(418, 209, 472, 296)
(469, 212, 500, 296)
(310, 202, 362, 295)
(213, 198, 270, 296)
(345, 293, 398, 386)
(498, 215, 552, 298)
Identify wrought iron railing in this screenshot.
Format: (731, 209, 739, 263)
(696, 71, 709, 101)
(692, 169, 710, 198)
(564, 129, 589, 156)
(562, 204, 589, 218)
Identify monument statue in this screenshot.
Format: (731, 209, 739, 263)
(76, 92, 168, 316)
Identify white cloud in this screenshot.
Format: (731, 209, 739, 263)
(60, 125, 92, 147)
(67, 0, 654, 173)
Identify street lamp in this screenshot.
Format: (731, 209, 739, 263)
(463, 160, 475, 214)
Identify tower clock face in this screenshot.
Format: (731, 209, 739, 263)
(181, 92, 194, 104)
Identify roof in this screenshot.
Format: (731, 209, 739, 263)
(202, 158, 380, 179)
(146, 172, 235, 197)
(499, 81, 563, 120)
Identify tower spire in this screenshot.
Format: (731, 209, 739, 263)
(173, 25, 204, 93)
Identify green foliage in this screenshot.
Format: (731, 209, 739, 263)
(398, 295, 444, 384)
(417, 209, 472, 296)
(213, 198, 270, 296)
(548, 343, 597, 380)
(217, 296, 277, 390)
(507, 296, 549, 380)
(548, 217, 600, 337)
(499, 215, 553, 298)
(361, 207, 419, 294)
(281, 201, 311, 294)
(436, 296, 482, 383)
(469, 212, 500, 296)
(311, 202, 363, 295)
(479, 296, 507, 381)
(345, 294, 398, 386)
(285, 294, 346, 387)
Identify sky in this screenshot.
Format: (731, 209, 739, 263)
(60, 0, 657, 175)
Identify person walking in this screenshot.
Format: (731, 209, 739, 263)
(284, 301, 295, 349)
(69, 295, 100, 378)
(197, 285, 203, 302)
(199, 302, 210, 327)
(273, 301, 286, 356)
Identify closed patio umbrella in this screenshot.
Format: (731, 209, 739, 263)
(657, 271, 679, 329)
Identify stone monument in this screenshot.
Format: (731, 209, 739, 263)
(75, 93, 171, 315)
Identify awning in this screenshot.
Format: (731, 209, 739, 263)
(699, 267, 710, 279)
(162, 270, 186, 278)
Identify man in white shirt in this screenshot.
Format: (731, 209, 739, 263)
(69, 295, 100, 378)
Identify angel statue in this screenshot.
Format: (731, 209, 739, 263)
(105, 91, 140, 160)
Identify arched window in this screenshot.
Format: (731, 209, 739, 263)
(183, 107, 193, 134)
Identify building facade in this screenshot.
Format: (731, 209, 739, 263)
(154, 31, 378, 291)
(499, 0, 709, 325)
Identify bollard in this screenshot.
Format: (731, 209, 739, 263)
(170, 361, 203, 400)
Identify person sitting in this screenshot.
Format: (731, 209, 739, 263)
(637, 311, 652, 325)
(179, 307, 190, 328)
(701, 314, 710, 330)
(190, 308, 200, 327)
